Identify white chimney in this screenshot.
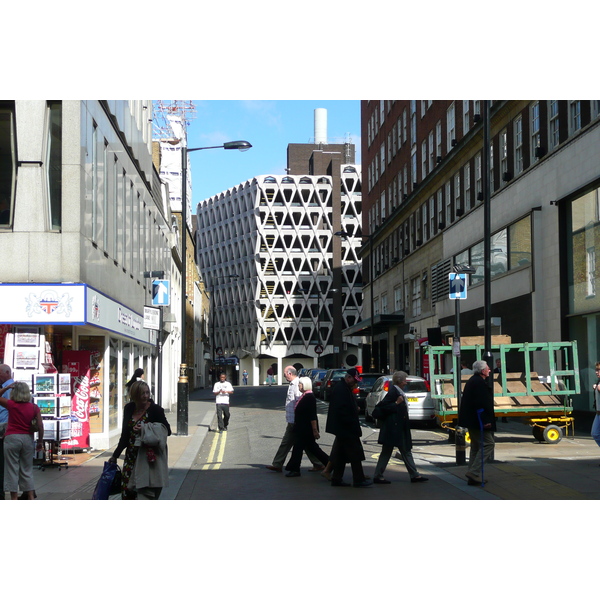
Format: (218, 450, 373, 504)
(314, 108, 327, 144)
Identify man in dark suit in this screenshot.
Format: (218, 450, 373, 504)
(458, 360, 495, 485)
(325, 368, 372, 488)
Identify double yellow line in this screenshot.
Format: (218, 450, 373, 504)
(201, 430, 227, 470)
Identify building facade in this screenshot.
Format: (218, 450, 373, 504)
(358, 100, 600, 413)
(196, 114, 363, 385)
(0, 100, 180, 449)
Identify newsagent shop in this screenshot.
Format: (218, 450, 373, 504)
(0, 283, 157, 451)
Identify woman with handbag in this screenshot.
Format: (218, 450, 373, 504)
(0, 381, 44, 500)
(284, 377, 329, 477)
(109, 380, 171, 499)
(372, 371, 428, 485)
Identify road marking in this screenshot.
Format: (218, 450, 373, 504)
(202, 431, 227, 470)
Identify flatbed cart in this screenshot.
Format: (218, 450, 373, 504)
(427, 341, 580, 444)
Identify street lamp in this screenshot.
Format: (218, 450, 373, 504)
(177, 140, 251, 436)
(335, 228, 375, 370)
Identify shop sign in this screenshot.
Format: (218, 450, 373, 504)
(0, 284, 86, 324)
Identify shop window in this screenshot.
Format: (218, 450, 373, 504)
(46, 101, 62, 231)
(0, 103, 16, 228)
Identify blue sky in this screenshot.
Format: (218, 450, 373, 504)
(185, 100, 361, 211)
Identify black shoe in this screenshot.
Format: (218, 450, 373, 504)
(331, 480, 351, 487)
(411, 476, 429, 483)
(373, 477, 391, 484)
(353, 478, 373, 488)
(285, 471, 301, 478)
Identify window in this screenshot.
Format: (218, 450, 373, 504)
(381, 293, 388, 314)
(475, 152, 482, 200)
(463, 100, 470, 135)
(454, 173, 461, 215)
(569, 101, 582, 134)
(421, 139, 428, 178)
(103, 141, 109, 249)
(402, 109, 407, 144)
(429, 195, 436, 236)
(531, 102, 540, 162)
(411, 277, 421, 317)
(410, 100, 417, 146)
(514, 115, 523, 175)
(470, 241, 485, 285)
(380, 143, 385, 174)
(394, 286, 403, 312)
(46, 101, 62, 230)
(91, 124, 98, 241)
(464, 163, 472, 210)
(587, 247, 597, 297)
(0, 103, 16, 228)
(445, 181, 452, 224)
(446, 103, 456, 151)
(549, 100, 560, 149)
(489, 141, 494, 191)
(428, 131, 435, 172)
(491, 230, 508, 276)
(500, 129, 508, 182)
(508, 215, 531, 269)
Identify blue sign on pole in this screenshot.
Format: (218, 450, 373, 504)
(449, 273, 467, 300)
(152, 280, 170, 306)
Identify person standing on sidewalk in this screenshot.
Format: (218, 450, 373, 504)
(458, 360, 495, 486)
(591, 361, 600, 460)
(266, 366, 323, 473)
(213, 372, 233, 433)
(0, 381, 44, 500)
(0, 363, 15, 499)
(325, 368, 372, 488)
(372, 371, 428, 485)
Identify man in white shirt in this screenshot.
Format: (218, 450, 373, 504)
(266, 365, 323, 472)
(213, 372, 234, 433)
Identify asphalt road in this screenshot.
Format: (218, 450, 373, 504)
(174, 383, 600, 501)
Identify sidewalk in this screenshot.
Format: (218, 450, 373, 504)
(29, 388, 215, 500)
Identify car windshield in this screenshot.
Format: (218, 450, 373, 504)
(359, 375, 380, 386)
(405, 380, 428, 393)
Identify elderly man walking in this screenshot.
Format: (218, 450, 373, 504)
(458, 359, 496, 485)
(266, 366, 323, 473)
(326, 368, 372, 488)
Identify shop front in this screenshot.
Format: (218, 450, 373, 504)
(0, 283, 156, 451)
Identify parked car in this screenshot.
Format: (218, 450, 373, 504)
(353, 373, 384, 414)
(364, 375, 436, 425)
(310, 369, 328, 398)
(321, 368, 349, 403)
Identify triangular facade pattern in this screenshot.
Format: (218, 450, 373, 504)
(195, 166, 363, 362)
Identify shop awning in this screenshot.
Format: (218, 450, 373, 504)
(342, 313, 405, 338)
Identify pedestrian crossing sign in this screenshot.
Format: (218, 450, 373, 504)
(449, 273, 467, 300)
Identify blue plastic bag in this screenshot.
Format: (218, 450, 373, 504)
(92, 461, 120, 500)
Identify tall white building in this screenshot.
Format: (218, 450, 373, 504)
(196, 112, 363, 384)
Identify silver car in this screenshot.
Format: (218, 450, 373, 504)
(364, 375, 436, 424)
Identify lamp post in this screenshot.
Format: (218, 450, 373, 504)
(335, 229, 375, 371)
(177, 140, 251, 436)
(482, 101, 493, 381)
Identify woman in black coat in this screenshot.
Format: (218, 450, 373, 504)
(285, 377, 329, 477)
(372, 371, 428, 484)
